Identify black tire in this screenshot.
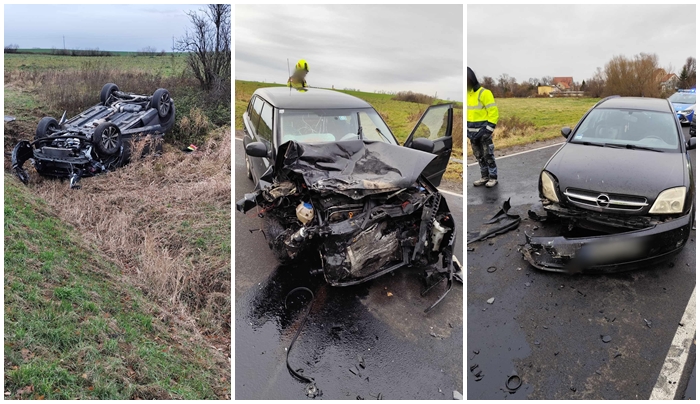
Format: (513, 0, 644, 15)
(100, 83, 119, 105)
(150, 88, 171, 118)
(245, 154, 253, 180)
(92, 122, 123, 156)
(35, 117, 59, 140)
(158, 102, 176, 133)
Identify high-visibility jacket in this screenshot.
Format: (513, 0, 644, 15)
(467, 87, 499, 137)
(287, 76, 307, 88)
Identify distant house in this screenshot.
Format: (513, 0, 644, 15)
(658, 73, 679, 92)
(552, 77, 574, 91)
(537, 85, 553, 95)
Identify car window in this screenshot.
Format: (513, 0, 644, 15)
(571, 108, 680, 151)
(258, 102, 273, 142)
(668, 93, 696, 104)
(249, 96, 263, 134)
(279, 108, 397, 145)
(410, 104, 451, 141)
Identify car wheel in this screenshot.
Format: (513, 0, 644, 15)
(92, 122, 123, 156)
(158, 103, 176, 133)
(35, 117, 59, 140)
(150, 89, 171, 118)
(100, 83, 119, 105)
(245, 153, 253, 180)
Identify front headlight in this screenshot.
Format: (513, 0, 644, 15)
(681, 109, 693, 116)
(541, 171, 559, 202)
(649, 187, 686, 214)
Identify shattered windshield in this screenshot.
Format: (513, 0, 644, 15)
(571, 108, 680, 151)
(279, 108, 397, 145)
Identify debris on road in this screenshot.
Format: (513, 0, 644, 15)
(453, 390, 463, 400)
(487, 266, 497, 273)
(601, 335, 612, 343)
(506, 374, 522, 392)
(358, 355, 365, 369)
(644, 318, 652, 328)
(487, 297, 495, 304)
(467, 198, 521, 245)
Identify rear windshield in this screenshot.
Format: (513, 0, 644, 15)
(668, 92, 696, 104)
(571, 108, 680, 151)
(279, 108, 397, 145)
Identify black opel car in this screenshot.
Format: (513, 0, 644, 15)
(523, 96, 695, 272)
(237, 87, 457, 310)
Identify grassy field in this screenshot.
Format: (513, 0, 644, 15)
(4, 53, 231, 397)
(467, 97, 600, 155)
(235, 80, 464, 181)
(4, 177, 229, 399)
(4, 53, 187, 77)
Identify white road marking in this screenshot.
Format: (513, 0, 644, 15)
(466, 142, 565, 167)
(649, 286, 696, 400)
(235, 137, 463, 197)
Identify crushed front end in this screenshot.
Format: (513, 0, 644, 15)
(237, 140, 457, 309)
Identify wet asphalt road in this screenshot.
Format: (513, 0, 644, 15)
(233, 137, 463, 399)
(467, 128, 696, 399)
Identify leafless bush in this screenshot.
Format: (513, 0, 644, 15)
(495, 116, 536, 139)
(4, 44, 19, 53)
(392, 91, 435, 104)
(603, 53, 664, 97)
(34, 130, 232, 336)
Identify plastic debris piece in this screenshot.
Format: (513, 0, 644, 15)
(487, 266, 497, 273)
(453, 390, 463, 400)
(506, 374, 522, 391)
(487, 297, 495, 304)
(601, 335, 612, 343)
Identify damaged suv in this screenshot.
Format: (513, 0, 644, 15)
(523, 96, 695, 272)
(12, 83, 174, 188)
(237, 87, 457, 309)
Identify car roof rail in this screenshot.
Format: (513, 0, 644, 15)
(593, 95, 620, 108)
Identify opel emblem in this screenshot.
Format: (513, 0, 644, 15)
(596, 194, 610, 207)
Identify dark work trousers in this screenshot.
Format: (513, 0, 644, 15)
(470, 131, 497, 179)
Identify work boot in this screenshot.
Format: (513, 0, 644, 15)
(485, 179, 498, 188)
(473, 177, 488, 187)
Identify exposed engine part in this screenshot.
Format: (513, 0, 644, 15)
(296, 202, 314, 224)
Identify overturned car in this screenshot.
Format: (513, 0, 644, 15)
(522, 96, 695, 272)
(237, 88, 458, 310)
(12, 83, 174, 188)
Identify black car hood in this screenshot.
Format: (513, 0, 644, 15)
(546, 143, 686, 201)
(275, 139, 436, 198)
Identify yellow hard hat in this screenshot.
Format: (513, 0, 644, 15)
(295, 59, 309, 72)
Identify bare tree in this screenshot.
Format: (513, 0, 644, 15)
(481, 76, 496, 90)
(585, 67, 606, 98)
(4, 44, 19, 54)
(604, 53, 662, 97)
(540, 76, 553, 86)
(178, 4, 231, 92)
(680, 56, 696, 89)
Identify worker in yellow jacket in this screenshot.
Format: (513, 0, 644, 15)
(467, 66, 499, 188)
(288, 59, 309, 88)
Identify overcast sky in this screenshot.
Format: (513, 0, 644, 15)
(235, 4, 463, 101)
(4, 4, 197, 52)
(467, 4, 696, 84)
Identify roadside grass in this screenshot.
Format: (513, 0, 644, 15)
(467, 97, 600, 156)
(4, 176, 230, 399)
(4, 53, 188, 77)
(235, 80, 463, 182)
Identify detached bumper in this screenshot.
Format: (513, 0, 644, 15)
(521, 210, 692, 273)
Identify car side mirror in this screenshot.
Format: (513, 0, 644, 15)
(687, 138, 696, 150)
(246, 141, 268, 157)
(411, 137, 434, 153)
(561, 127, 571, 138)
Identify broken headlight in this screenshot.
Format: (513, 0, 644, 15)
(540, 171, 560, 203)
(649, 187, 686, 214)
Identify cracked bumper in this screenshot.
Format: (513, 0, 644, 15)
(521, 210, 692, 273)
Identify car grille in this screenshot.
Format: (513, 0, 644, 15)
(564, 188, 648, 211)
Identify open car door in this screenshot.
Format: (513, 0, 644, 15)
(403, 103, 453, 187)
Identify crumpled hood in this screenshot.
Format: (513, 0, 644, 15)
(275, 139, 436, 198)
(546, 143, 686, 201)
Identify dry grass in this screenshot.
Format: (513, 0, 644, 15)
(31, 129, 232, 337)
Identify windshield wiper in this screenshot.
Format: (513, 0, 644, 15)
(357, 112, 363, 140)
(579, 141, 604, 147)
(375, 128, 391, 143)
(603, 143, 664, 152)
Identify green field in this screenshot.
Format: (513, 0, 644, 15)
(468, 97, 600, 155)
(4, 53, 187, 77)
(235, 80, 464, 181)
(4, 177, 229, 399)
